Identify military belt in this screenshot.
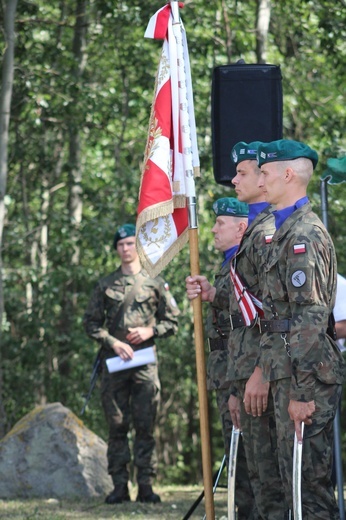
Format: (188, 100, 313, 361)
(259, 319, 291, 333)
(229, 314, 246, 330)
(208, 338, 228, 352)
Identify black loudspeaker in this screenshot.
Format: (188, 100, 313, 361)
(211, 63, 283, 185)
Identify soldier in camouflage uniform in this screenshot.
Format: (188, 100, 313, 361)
(186, 197, 257, 519)
(256, 139, 345, 518)
(83, 223, 179, 505)
(226, 142, 288, 519)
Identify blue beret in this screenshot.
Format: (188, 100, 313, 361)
(213, 197, 249, 217)
(113, 223, 136, 249)
(257, 139, 318, 170)
(231, 141, 263, 166)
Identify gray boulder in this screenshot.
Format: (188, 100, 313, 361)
(0, 402, 113, 498)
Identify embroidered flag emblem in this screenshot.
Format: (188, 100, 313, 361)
(293, 243, 306, 254)
(265, 234, 273, 244)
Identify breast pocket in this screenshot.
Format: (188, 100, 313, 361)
(135, 289, 155, 305)
(105, 288, 124, 311)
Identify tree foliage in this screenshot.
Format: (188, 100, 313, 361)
(0, 0, 345, 483)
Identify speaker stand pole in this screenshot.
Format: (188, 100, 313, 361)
(182, 455, 227, 520)
(320, 178, 345, 520)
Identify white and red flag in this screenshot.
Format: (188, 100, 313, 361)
(136, 2, 200, 277)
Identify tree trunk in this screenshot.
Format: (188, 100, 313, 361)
(68, 0, 87, 263)
(221, 0, 233, 62)
(0, 0, 18, 438)
(256, 0, 271, 63)
(58, 0, 88, 384)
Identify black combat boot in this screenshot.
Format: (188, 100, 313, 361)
(136, 484, 161, 503)
(105, 483, 131, 504)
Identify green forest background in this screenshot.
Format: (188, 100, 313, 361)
(0, 0, 345, 484)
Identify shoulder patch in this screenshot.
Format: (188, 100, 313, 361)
(291, 270, 306, 288)
(164, 282, 170, 291)
(293, 243, 306, 254)
(265, 234, 273, 244)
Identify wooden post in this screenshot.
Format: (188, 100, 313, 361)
(189, 226, 215, 520)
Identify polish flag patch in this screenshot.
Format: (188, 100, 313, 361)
(294, 243, 306, 254)
(265, 234, 273, 244)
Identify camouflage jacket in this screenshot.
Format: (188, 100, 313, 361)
(206, 261, 231, 391)
(258, 203, 345, 401)
(226, 206, 275, 385)
(83, 268, 179, 352)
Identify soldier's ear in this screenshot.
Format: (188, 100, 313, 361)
(238, 220, 247, 237)
(284, 167, 294, 182)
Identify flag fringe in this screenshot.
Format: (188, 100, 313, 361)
(136, 194, 188, 230)
(194, 165, 201, 178)
(173, 194, 186, 208)
(136, 199, 173, 231)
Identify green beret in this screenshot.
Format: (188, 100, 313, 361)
(231, 141, 262, 166)
(257, 139, 318, 170)
(113, 223, 136, 249)
(321, 156, 346, 185)
(213, 197, 249, 217)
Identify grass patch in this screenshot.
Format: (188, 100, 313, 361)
(0, 484, 228, 519)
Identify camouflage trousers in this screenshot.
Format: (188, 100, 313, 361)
(237, 380, 288, 520)
(271, 377, 341, 519)
(101, 362, 160, 486)
(215, 386, 258, 520)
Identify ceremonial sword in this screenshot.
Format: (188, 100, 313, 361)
(228, 425, 240, 520)
(292, 422, 304, 520)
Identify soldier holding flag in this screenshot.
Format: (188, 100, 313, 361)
(185, 197, 257, 519)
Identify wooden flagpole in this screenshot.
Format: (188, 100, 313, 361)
(170, 2, 214, 516)
(188, 217, 215, 520)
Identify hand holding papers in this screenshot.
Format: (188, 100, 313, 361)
(106, 346, 156, 373)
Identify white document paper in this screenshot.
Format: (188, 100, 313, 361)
(106, 346, 156, 373)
